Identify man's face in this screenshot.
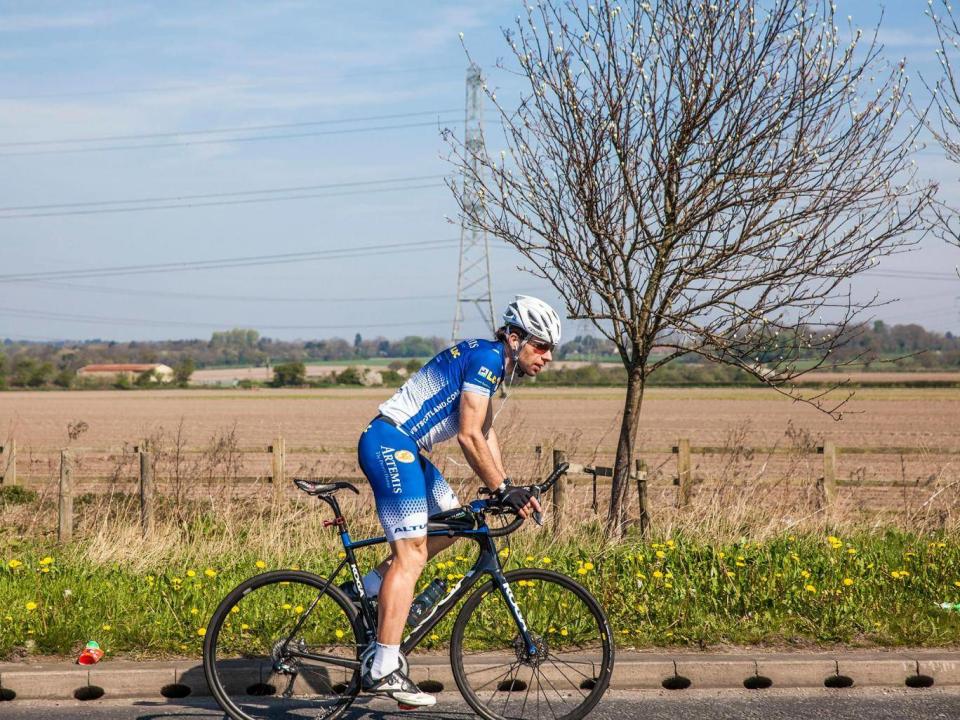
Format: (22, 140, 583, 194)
(514, 334, 554, 375)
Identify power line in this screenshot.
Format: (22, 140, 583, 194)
(22, 280, 537, 304)
(0, 306, 451, 331)
(0, 119, 465, 158)
(863, 270, 960, 282)
(0, 174, 445, 213)
(0, 238, 460, 282)
(0, 181, 444, 219)
(0, 65, 462, 102)
(0, 109, 461, 147)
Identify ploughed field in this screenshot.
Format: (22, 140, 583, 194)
(2, 387, 958, 516)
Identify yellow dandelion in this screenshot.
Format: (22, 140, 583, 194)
(735, 561, 746, 567)
(40, 567, 50, 574)
(526, 555, 535, 562)
(843, 578, 854, 587)
(653, 570, 664, 579)
(430, 633, 439, 641)
(241, 623, 249, 631)
(295, 605, 304, 614)
(186, 570, 196, 578)
(804, 584, 817, 593)
(7, 559, 22, 569)
(664, 582, 673, 588)
(25, 601, 37, 611)
(847, 548, 857, 555)
(230, 606, 239, 614)
(255, 560, 267, 569)
(725, 570, 735, 578)
(204, 568, 217, 578)
(576, 567, 587, 575)
(583, 562, 594, 571)
(542, 557, 551, 564)
(953, 581, 960, 588)
(717, 551, 725, 559)
(636, 572, 647, 580)
(38, 557, 54, 566)
(190, 607, 199, 615)
(282, 603, 292, 610)
(102, 624, 112, 631)
(636, 604, 647, 613)
(560, 628, 568, 636)
(655, 550, 666, 559)
(197, 627, 206, 637)
(335, 629, 345, 639)
(800, 570, 811, 579)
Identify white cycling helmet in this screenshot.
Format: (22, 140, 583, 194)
(502, 295, 562, 347)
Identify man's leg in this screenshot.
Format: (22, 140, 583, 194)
(371, 535, 456, 579)
(376, 536, 428, 649)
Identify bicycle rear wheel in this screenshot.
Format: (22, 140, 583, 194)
(203, 570, 364, 720)
(450, 568, 614, 720)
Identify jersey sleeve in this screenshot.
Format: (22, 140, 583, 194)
(461, 347, 503, 397)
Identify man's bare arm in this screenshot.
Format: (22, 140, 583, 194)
(481, 401, 508, 478)
(458, 391, 506, 491)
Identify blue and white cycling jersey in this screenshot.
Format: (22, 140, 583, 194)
(378, 339, 505, 452)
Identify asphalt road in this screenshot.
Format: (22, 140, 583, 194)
(3, 688, 960, 720)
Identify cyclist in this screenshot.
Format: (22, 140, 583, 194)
(351, 295, 561, 706)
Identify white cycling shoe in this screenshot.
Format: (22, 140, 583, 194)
(361, 667, 436, 707)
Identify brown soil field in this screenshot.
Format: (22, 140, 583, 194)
(2, 385, 958, 481)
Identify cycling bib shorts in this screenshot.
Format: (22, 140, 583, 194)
(358, 339, 505, 541)
(357, 418, 459, 541)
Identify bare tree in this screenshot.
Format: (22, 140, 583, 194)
(447, 0, 933, 538)
(925, 0, 960, 247)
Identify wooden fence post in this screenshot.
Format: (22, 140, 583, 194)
(58, 450, 73, 543)
(271, 436, 286, 501)
(819, 441, 837, 507)
(675, 438, 692, 508)
(551, 449, 566, 536)
(635, 458, 650, 536)
(1, 439, 15, 485)
(140, 450, 154, 538)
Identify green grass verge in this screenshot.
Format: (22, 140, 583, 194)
(2, 531, 959, 659)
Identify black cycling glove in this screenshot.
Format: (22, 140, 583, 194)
(494, 482, 533, 512)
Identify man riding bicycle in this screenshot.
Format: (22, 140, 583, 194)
(350, 295, 561, 706)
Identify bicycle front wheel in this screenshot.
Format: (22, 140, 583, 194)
(450, 568, 614, 720)
(203, 570, 364, 720)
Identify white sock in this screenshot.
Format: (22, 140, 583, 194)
(363, 569, 382, 598)
(370, 642, 400, 680)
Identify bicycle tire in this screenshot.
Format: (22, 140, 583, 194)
(450, 568, 614, 720)
(203, 570, 364, 720)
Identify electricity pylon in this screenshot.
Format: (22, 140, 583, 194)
(452, 63, 495, 342)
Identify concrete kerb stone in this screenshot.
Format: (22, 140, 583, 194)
(674, 658, 758, 688)
(611, 659, 681, 689)
(837, 658, 916, 687)
(89, 666, 177, 698)
(754, 657, 839, 688)
(918, 657, 960, 686)
(0, 668, 94, 700)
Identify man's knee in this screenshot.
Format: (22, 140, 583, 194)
(392, 537, 428, 571)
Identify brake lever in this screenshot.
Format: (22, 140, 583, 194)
(531, 485, 543, 526)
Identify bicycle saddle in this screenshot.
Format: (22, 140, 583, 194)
(293, 479, 359, 496)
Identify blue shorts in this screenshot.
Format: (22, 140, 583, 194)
(357, 418, 459, 542)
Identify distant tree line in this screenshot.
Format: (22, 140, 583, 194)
(1, 321, 958, 389)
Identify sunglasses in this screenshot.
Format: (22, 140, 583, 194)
(527, 338, 555, 355)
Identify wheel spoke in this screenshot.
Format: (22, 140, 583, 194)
(546, 658, 588, 699)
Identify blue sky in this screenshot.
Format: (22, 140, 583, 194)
(0, 0, 958, 342)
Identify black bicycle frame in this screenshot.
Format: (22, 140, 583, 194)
(288, 494, 537, 671)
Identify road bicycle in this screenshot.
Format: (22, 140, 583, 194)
(202, 461, 614, 720)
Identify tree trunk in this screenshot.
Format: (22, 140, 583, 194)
(605, 366, 646, 540)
